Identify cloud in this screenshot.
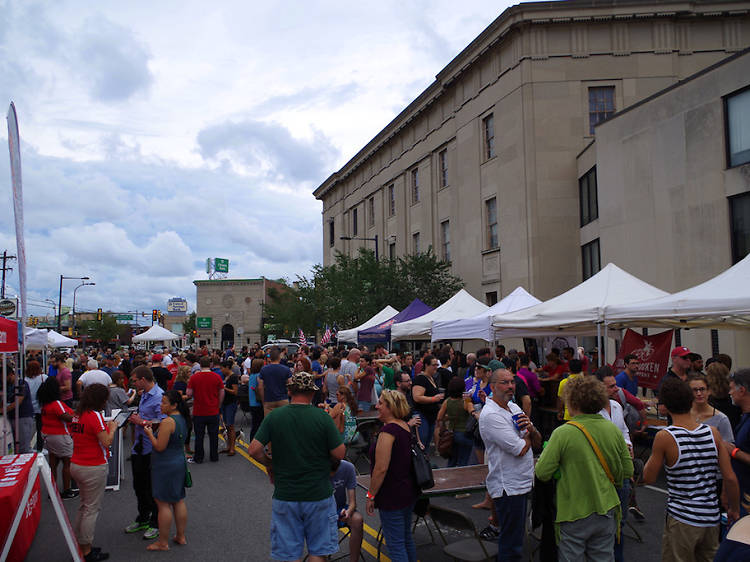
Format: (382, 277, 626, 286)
(197, 119, 338, 184)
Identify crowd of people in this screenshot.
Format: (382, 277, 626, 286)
(3, 340, 750, 561)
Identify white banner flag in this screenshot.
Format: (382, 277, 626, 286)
(7, 102, 27, 322)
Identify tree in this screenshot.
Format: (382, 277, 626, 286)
(83, 314, 129, 344)
(183, 312, 196, 343)
(263, 248, 464, 339)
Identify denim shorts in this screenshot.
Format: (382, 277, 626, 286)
(271, 495, 338, 560)
(221, 402, 238, 425)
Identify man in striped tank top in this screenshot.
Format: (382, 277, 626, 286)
(643, 378, 739, 561)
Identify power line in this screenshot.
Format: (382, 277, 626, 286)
(0, 251, 16, 298)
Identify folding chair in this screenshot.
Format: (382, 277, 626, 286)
(237, 383, 252, 427)
(428, 504, 498, 561)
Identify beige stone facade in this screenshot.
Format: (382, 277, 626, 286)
(314, 0, 750, 310)
(193, 278, 285, 349)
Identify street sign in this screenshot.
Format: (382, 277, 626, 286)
(115, 314, 134, 321)
(0, 298, 16, 317)
(197, 316, 212, 329)
(214, 258, 229, 273)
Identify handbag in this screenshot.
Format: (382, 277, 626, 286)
(184, 464, 193, 488)
(410, 427, 434, 490)
(436, 422, 454, 459)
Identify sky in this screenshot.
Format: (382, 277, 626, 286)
(0, 0, 514, 319)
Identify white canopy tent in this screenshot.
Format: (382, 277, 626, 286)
(46, 330, 78, 348)
(391, 289, 488, 341)
(23, 327, 50, 350)
(431, 287, 541, 342)
(337, 305, 399, 344)
(132, 325, 181, 343)
(491, 263, 669, 335)
(605, 253, 750, 329)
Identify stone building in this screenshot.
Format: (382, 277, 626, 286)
(193, 278, 286, 349)
(313, 0, 750, 360)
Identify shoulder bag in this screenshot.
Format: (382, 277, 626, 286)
(567, 420, 614, 484)
(436, 420, 454, 459)
(410, 427, 434, 490)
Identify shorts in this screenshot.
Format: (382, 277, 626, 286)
(271, 495, 338, 560)
(44, 433, 73, 458)
(221, 402, 238, 425)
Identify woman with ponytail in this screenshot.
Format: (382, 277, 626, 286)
(142, 390, 189, 551)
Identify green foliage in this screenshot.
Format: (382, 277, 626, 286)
(263, 248, 464, 338)
(82, 314, 129, 344)
(183, 312, 196, 342)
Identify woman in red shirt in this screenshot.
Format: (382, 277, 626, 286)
(70, 384, 116, 562)
(38, 378, 76, 499)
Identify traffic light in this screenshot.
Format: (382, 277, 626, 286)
(97, 308, 103, 321)
(152, 309, 158, 322)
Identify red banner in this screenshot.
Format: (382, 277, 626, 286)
(613, 329, 673, 389)
(0, 317, 19, 353)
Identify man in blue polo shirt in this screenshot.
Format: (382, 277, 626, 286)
(727, 368, 750, 516)
(616, 354, 639, 397)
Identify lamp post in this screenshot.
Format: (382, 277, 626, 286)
(57, 275, 90, 332)
(43, 299, 56, 324)
(340, 234, 379, 261)
(72, 282, 95, 335)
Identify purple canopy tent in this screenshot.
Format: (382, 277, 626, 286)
(357, 298, 433, 346)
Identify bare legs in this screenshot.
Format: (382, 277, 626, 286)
(347, 511, 364, 562)
(146, 498, 187, 551)
(227, 425, 236, 455)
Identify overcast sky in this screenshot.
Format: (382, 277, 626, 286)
(0, 0, 514, 319)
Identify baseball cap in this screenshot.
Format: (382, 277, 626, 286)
(151, 353, 163, 362)
(487, 359, 505, 372)
(670, 346, 691, 358)
(286, 371, 319, 392)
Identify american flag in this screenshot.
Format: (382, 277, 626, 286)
(320, 326, 332, 345)
(298, 328, 307, 346)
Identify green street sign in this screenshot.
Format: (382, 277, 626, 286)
(115, 314, 134, 321)
(197, 316, 212, 329)
(214, 258, 229, 273)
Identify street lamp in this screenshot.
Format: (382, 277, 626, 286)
(72, 282, 96, 335)
(43, 299, 57, 323)
(57, 275, 90, 332)
(340, 234, 379, 261)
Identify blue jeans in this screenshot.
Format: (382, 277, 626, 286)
(220, 402, 238, 426)
(271, 495, 338, 560)
(193, 414, 219, 462)
(448, 431, 473, 467)
(614, 480, 631, 562)
(493, 491, 528, 561)
(379, 503, 417, 562)
(417, 414, 436, 451)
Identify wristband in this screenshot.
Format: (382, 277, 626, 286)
(732, 447, 740, 458)
(366, 491, 375, 500)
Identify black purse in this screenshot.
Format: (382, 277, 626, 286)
(410, 428, 434, 490)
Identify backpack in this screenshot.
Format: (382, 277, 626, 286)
(617, 388, 641, 433)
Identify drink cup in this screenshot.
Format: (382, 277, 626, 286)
(511, 413, 524, 431)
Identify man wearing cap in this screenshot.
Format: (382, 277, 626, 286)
(249, 372, 345, 562)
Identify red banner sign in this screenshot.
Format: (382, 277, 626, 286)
(0, 317, 19, 353)
(613, 329, 673, 389)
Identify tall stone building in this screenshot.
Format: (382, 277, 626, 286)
(314, 0, 750, 307)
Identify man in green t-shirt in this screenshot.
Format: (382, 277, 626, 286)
(249, 371, 345, 562)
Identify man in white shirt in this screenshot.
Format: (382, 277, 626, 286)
(76, 359, 112, 394)
(479, 369, 542, 561)
(242, 354, 253, 376)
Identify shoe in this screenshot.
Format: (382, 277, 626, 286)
(143, 527, 159, 540)
(629, 506, 646, 521)
(61, 488, 79, 500)
(84, 549, 109, 561)
(124, 521, 150, 533)
(479, 525, 499, 540)
(187, 457, 201, 464)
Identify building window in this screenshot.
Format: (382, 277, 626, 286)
(328, 220, 334, 247)
(441, 220, 450, 262)
(588, 86, 615, 134)
(579, 166, 598, 227)
(412, 232, 420, 254)
(485, 291, 498, 306)
(389, 242, 396, 260)
(411, 168, 420, 204)
(582, 238, 601, 280)
(352, 208, 358, 236)
(730, 192, 750, 264)
(388, 184, 395, 216)
(485, 197, 498, 249)
(483, 114, 495, 160)
(439, 149, 448, 188)
(367, 197, 375, 228)
(726, 87, 750, 167)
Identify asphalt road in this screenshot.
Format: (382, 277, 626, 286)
(25, 418, 672, 562)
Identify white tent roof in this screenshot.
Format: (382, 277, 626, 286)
(605, 254, 750, 329)
(132, 325, 181, 342)
(23, 327, 49, 350)
(491, 263, 669, 334)
(391, 289, 488, 341)
(47, 330, 78, 348)
(431, 287, 541, 342)
(337, 305, 400, 343)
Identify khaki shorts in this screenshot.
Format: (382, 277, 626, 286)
(263, 400, 288, 417)
(44, 433, 73, 458)
(661, 514, 719, 562)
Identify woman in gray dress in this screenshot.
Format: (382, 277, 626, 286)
(142, 390, 189, 551)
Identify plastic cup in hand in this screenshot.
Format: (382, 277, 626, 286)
(511, 413, 524, 431)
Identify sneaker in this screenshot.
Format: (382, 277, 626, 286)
(124, 521, 150, 534)
(84, 549, 109, 561)
(479, 525, 499, 540)
(629, 506, 646, 521)
(143, 527, 159, 540)
(61, 488, 79, 500)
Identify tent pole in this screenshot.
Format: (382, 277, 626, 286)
(597, 323, 602, 367)
(2, 354, 7, 454)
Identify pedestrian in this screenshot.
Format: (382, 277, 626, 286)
(412, 354, 444, 453)
(688, 373, 734, 443)
(435, 376, 473, 467)
(186, 355, 224, 463)
(248, 372, 345, 562)
(70, 383, 116, 562)
(535, 375, 633, 562)
(3, 367, 34, 453)
(220, 360, 239, 455)
(723, 368, 750, 515)
(322, 356, 344, 404)
(643, 377, 739, 561)
(258, 347, 292, 417)
(328, 385, 359, 444)
(330, 458, 364, 562)
(51, 354, 74, 407)
(354, 353, 376, 412)
(247, 358, 265, 442)
(366, 389, 419, 562)
(124, 366, 165, 540)
(141, 390, 190, 551)
(25, 360, 47, 452)
(479, 368, 541, 560)
(38, 377, 77, 499)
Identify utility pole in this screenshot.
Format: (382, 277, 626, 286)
(1, 251, 17, 298)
